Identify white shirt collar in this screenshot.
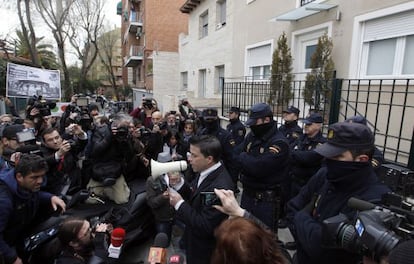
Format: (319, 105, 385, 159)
(197, 162, 221, 188)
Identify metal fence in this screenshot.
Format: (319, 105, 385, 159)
(222, 77, 414, 169)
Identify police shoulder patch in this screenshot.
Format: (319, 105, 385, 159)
(229, 139, 236, 146)
(371, 159, 379, 168)
(238, 129, 244, 136)
(269, 145, 281, 154)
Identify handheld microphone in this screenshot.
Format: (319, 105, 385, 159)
(108, 227, 125, 259)
(347, 197, 376, 211)
(168, 253, 185, 264)
(148, 232, 168, 264)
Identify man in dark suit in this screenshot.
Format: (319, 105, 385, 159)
(169, 135, 234, 264)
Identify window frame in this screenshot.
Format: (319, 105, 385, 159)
(200, 11, 209, 39)
(349, 2, 414, 78)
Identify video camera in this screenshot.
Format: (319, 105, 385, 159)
(142, 98, 154, 109)
(28, 95, 56, 117)
(15, 129, 42, 156)
(322, 193, 414, 261)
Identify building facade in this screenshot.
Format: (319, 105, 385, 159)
(119, 0, 188, 111)
(178, 0, 414, 106)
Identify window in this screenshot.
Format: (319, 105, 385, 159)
(216, 0, 226, 29)
(199, 70, 207, 97)
(403, 35, 414, 74)
(200, 11, 209, 38)
(305, 44, 317, 69)
(215, 65, 225, 94)
(246, 42, 272, 80)
(181, 72, 188, 91)
(353, 8, 414, 77)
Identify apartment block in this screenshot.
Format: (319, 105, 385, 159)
(119, 0, 188, 111)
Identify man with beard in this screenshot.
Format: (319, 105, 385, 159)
(56, 217, 111, 264)
(286, 122, 390, 264)
(0, 154, 66, 264)
(237, 103, 290, 232)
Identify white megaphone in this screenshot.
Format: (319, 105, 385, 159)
(150, 159, 188, 179)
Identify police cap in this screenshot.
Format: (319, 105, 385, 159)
(302, 112, 323, 125)
(245, 103, 273, 127)
(314, 122, 374, 158)
(283, 105, 300, 116)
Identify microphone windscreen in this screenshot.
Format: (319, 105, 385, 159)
(153, 232, 169, 248)
(347, 197, 376, 211)
(111, 227, 126, 247)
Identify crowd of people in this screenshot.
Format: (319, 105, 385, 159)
(0, 94, 410, 264)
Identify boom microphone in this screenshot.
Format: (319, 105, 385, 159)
(150, 159, 187, 179)
(108, 227, 125, 259)
(148, 232, 168, 264)
(347, 197, 376, 211)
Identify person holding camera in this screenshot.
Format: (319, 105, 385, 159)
(169, 135, 234, 264)
(40, 126, 87, 195)
(0, 154, 66, 264)
(85, 114, 136, 204)
(56, 217, 112, 264)
(130, 98, 158, 128)
(178, 98, 194, 120)
(1, 124, 25, 162)
(285, 122, 390, 264)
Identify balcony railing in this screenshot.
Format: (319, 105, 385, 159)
(124, 45, 144, 67)
(128, 11, 143, 33)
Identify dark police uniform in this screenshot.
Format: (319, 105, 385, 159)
(197, 108, 238, 184)
(286, 122, 391, 264)
(237, 103, 290, 232)
(279, 106, 302, 148)
(279, 121, 302, 148)
(226, 107, 246, 146)
(290, 131, 326, 198)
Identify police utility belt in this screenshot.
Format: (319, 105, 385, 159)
(243, 187, 280, 202)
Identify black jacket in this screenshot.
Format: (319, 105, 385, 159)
(238, 122, 290, 190)
(176, 164, 234, 264)
(286, 165, 390, 264)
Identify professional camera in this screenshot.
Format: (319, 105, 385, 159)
(15, 128, 42, 156)
(29, 95, 56, 117)
(322, 193, 414, 261)
(378, 163, 414, 197)
(142, 98, 153, 109)
(66, 97, 92, 130)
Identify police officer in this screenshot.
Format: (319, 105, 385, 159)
(279, 106, 302, 148)
(286, 122, 390, 264)
(345, 115, 384, 175)
(197, 108, 238, 186)
(237, 103, 290, 232)
(290, 112, 326, 199)
(226, 106, 246, 146)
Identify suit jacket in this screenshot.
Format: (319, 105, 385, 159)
(176, 164, 234, 264)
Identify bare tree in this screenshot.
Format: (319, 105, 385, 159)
(34, 0, 74, 100)
(67, 0, 104, 94)
(98, 28, 121, 100)
(15, 0, 40, 66)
